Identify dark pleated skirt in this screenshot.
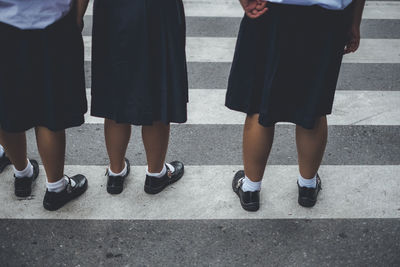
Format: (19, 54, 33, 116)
(0, 11, 87, 133)
(91, 0, 188, 125)
(225, 3, 353, 129)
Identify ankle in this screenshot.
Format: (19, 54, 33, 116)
(146, 164, 166, 178)
(298, 173, 317, 188)
(46, 176, 68, 193)
(108, 161, 127, 177)
(241, 175, 262, 192)
(13, 159, 33, 178)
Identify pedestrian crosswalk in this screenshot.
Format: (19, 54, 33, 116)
(1, 0, 399, 265)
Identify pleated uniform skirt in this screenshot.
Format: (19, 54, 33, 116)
(225, 2, 353, 129)
(0, 11, 87, 133)
(91, 0, 188, 125)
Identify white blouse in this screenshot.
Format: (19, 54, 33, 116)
(265, 0, 353, 10)
(0, 0, 72, 29)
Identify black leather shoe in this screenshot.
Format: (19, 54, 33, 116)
(43, 174, 88, 211)
(14, 159, 39, 197)
(106, 158, 130, 194)
(144, 161, 184, 194)
(232, 170, 260, 212)
(0, 153, 11, 173)
(298, 174, 322, 207)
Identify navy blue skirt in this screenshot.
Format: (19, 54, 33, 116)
(0, 11, 87, 133)
(225, 3, 353, 129)
(91, 0, 188, 125)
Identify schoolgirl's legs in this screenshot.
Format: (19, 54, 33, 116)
(142, 121, 184, 195)
(296, 116, 327, 179)
(35, 127, 65, 182)
(142, 121, 170, 173)
(0, 129, 39, 198)
(232, 114, 274, 212)
(0, 130, 27, 171)
(243, 114, 275, 182)
(295, 116, 325, 207)
(104, 119, 131, 194)
(0, 127, 87, 210)
(104, 119, 131, 173)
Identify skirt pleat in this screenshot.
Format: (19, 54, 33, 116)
(91, 0, 188, 125)
(225, 3, 353, 129)
(0, 11, 87, 133)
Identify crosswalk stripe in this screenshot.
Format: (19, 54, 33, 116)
(83, 37, 400, 63)
(1, 165, 399, 220)
(83, 90, 400, 125)
(84, 1, 400, 20)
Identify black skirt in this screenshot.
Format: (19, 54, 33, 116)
(225, 3, 353, 129)
(0, 11, 87, 133)
(91, 0, 188, 125)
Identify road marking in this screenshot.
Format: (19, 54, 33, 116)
(0, 165, 399, 220)
(83, 37, 400, 63)
(84, 90, 400, 125)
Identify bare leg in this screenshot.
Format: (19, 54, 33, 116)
(104, 119, 131, 173)
(142, 121, 170, 173)
(35, 127, 66, 182)
(243, 114, 275, 182)
(296, 116, 328, 179)
(0, 129, 28, 170)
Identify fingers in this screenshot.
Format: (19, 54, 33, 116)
(244, 0, 268, 19)
(344, 39, 360, 54)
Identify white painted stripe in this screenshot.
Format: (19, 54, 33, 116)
(0, 165, 399, 220)
(84, 90, 400, 126)
(83, 37, 400, 63)
(85, 1, 400, 19)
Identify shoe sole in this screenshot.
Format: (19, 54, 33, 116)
(232, 180, 259, 212)
(144, 168, 184, 195)
(107, 186, 123, 195)
(298, 197, 317, 208)
(43, 180, 88, 211)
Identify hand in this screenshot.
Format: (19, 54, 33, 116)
(344, 24, 360, 54)
(239, 0, 268, 19)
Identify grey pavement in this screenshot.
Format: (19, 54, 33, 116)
(1, 219, 399, 266)
(24, 125, 400, 166)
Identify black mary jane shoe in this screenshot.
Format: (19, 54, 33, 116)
(298, 174, 322, 208)
(0, 153, 11, 173)
(14, 159, 39, 197)
(144, 161, 184, 195)
(43, 174, 88, 211)
(106, 158, 130, 195)
(232, 170, 260, 212)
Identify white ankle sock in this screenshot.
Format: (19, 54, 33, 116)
(298, 174, 317, 188)
(146, 163, 175, 178)
(146, 165, 167, 178)
(0, 145, 4, 157)
(108, 162, 127, 177)
(241, 176, 262, 192)
(13, 159, 33, 178)
(46, 176, 75, 193)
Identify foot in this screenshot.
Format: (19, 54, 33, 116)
(144, 161, 184, 194)
(232, 170, 260, 212)
(0, 153, 11, 173)
(298, 174, 322, 207)
(43, 175, 88, 211)
(106, 158, 130, 194)
(14, 159, 39, 197)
